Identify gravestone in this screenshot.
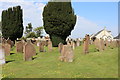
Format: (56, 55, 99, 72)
(2, 38, 6, 44)
(100, 38, 105, 51)
(37, 42, 40, 46)
(83, 34, 90, 54)
(48, 40, 52, 52)
(16, 41, 23, 53)
(4, 43, 11, 56)
(104, 39, 108, 50)
(94, 38, 99, 51)
(71, 41, 75, 50)
(110, 40, 114, 49)
(67, 41, 71, 45)
(58, 43, 63, 53)
(11, 41, 14, 47)
(39, 41, 45, 52)
(23, 41, 36, 61)
(76, 39, 80, 47)
(0, 45, 6, 65)
(7, 39, 12, 48)
(59, 45, 74, 62)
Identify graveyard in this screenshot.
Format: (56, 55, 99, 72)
(0, 1, 119, 79)
(1, 42, 118, 78)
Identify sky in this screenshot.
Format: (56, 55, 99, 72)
(0, 0, 118, 38)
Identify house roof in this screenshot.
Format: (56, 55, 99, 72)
(93, 29, 104, 37)
(92, 28, 111, 38)
(114, 33, 120, 39)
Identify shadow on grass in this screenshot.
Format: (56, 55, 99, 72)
(32, 57, 37, 60)
(10, 53, 15, 55)
(6, 60, 15, 63)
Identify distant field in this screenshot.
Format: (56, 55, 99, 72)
(2, 44, 118, 78)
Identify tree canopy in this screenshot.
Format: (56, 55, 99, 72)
(43, 0, 76, 46)
(1, 6, 23, 41)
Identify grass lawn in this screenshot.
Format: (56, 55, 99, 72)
(2, 44, 118, 78)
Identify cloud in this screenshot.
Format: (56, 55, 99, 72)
(70, 15, 102, 38)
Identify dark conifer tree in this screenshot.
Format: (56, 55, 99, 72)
(43, 0, 77, 46)
(1, 6, 23, 41)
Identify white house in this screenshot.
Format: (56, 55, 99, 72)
(91, 27, 114, 40)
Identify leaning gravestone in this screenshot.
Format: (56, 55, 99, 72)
(58, 43, 63, 53)
(4, 43, 11, 56)
(39, 41, 45, 52)
(59, 45, 74, 62)
(83, 34, 90, 54)
(23, 41, 36, 61)
(48, 40, 52, 52)
(16, 41, 23, 53)
(6, 39, 12, 48)
(0, 45, 6, 65)
(71, 41, 75, 50)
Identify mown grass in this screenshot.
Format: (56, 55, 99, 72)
(2, 44, 118, 78)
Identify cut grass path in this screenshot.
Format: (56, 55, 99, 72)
(2, 44, 118, 78)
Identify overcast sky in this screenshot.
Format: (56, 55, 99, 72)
(0, 0, 118, 38)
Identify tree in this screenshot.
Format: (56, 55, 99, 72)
(43, 0, 76, 47)
(34, 26, 44, 37)
(1, 6, 23, 41)
(26, 32, 37, 38)
(25, 23, 33, 34)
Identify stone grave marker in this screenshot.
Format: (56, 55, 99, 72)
(4, 43, 11, 56)
(48, 40, 52, 52)
(59, 45, 74, 62)
(23, 41, 36, 61)
(16, 41, 23, 53)
(71, 41, 75, 50)
(76, 39, 80, 47)
(58, 43, 63, 53)
(83, 34, 90, 54)
(39, 41, 45, 52)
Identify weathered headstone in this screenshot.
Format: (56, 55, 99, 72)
(37, 42, 40, 46)
(76, 39, 80, 47)
(110, 40, 114, 49)
(16, 41, 23, 53)
(94, 38, 99, 51)
(23, 42, 36, 61)
(4, 43, 11, 56)
(48, 40, 52, 52)
(83, 34, 90, 54)
(2, 38, 7, 44)
(100, 38, 105, 51)
(71, 41, 75, 50)
(67, 41, 71, 45)
(39, 41, 45, 52)
(58, 43, 63, 53)
(7, 39, 12, 48)
(104, 39, 108, 50)
(59, 45, 74, 62)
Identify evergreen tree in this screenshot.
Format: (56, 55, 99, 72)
(25, 23, 33, 34)
(43, 0, 76, 46)
(34, 26, 44, 37)
(1, 6, 23, 41)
